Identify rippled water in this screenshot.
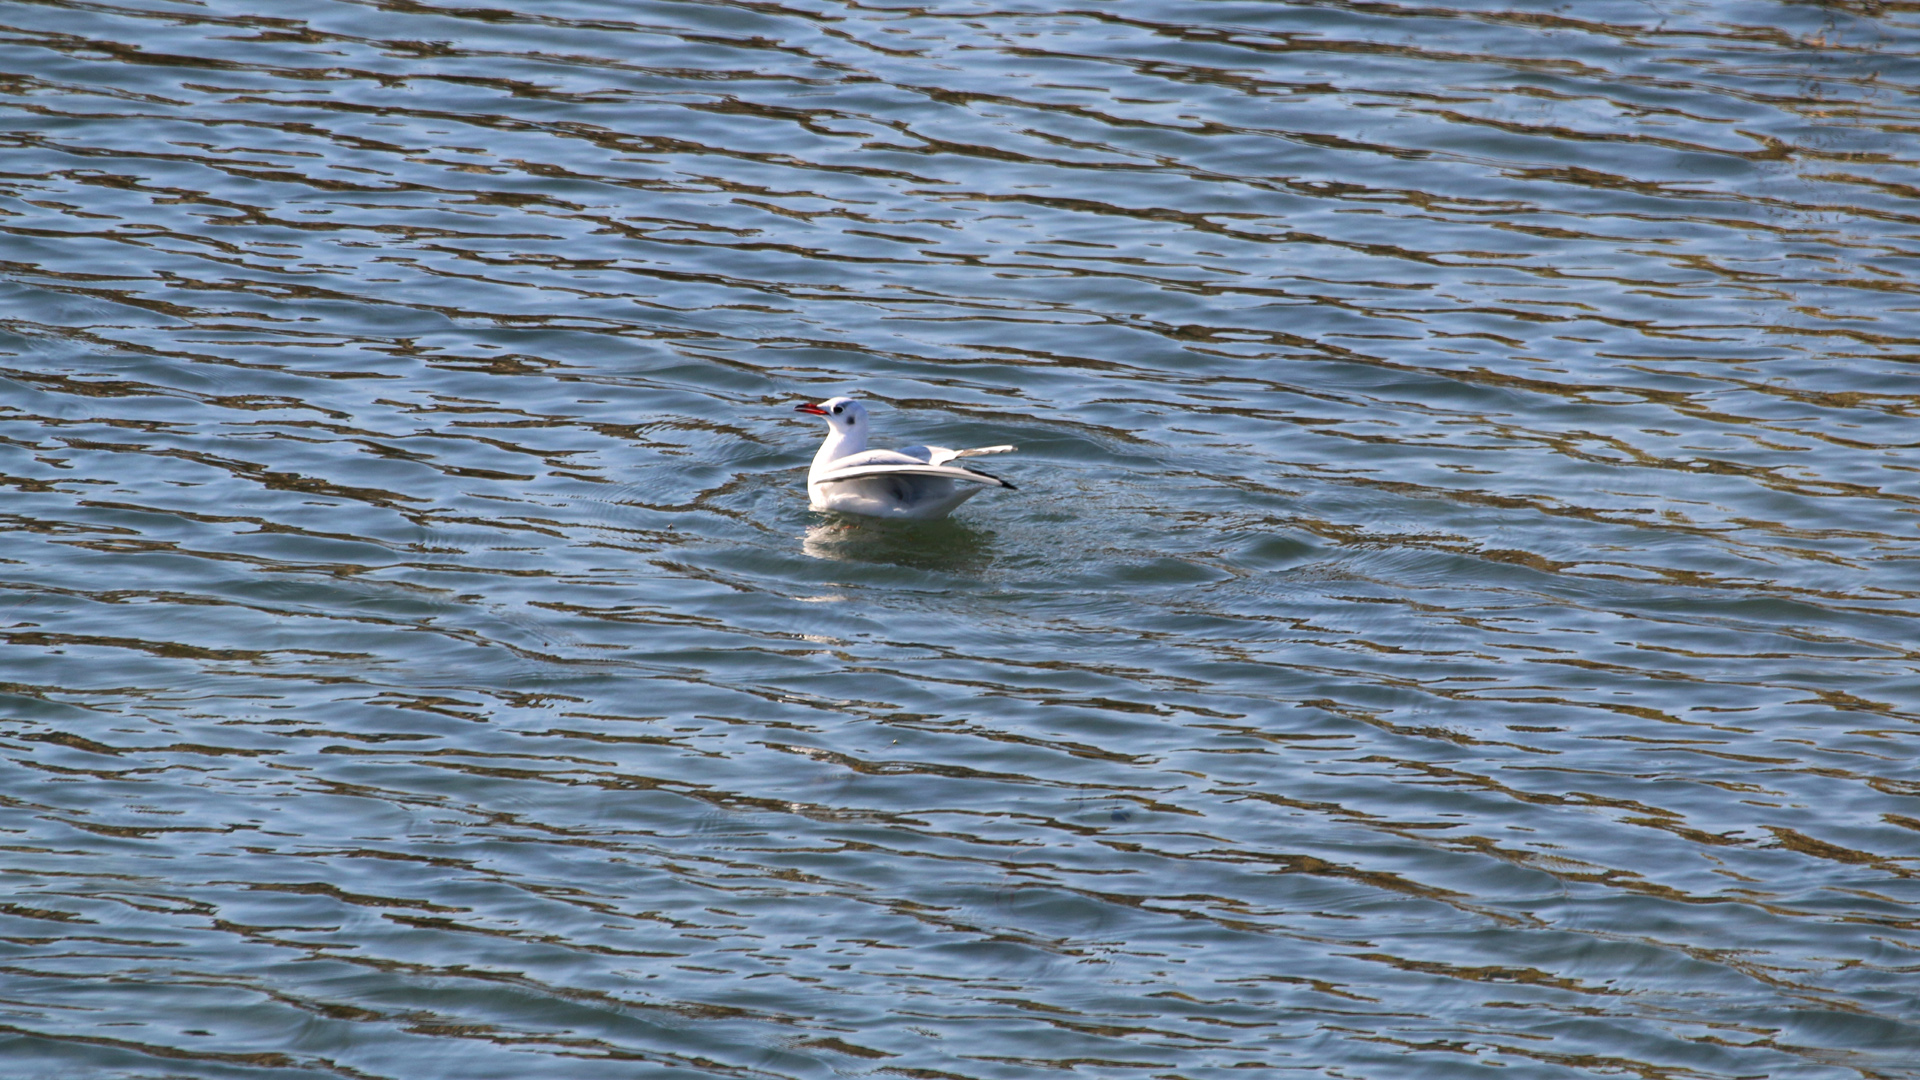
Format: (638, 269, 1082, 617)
(2, 0, 1918, 1076)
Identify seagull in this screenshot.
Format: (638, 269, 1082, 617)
(795, 396, 1016, 520)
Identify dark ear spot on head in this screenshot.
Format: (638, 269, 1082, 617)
(848, 415, 856, 424)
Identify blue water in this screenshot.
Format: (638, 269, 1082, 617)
(0, 1, 1917, 1077)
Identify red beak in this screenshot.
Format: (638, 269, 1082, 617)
(794, 402, 828, 415)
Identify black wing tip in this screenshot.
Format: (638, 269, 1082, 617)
(966, 467, 1015, 490)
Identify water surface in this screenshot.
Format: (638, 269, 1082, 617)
(1, 1, 1918, 1077)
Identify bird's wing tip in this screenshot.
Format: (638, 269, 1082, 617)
(958, 466, 1013, 489)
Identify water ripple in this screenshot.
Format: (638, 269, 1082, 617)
(0, 0, 1917, 1077)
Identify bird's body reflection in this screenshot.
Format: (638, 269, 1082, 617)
(802, 516, 996, 572)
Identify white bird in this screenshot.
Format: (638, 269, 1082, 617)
(795, 396, 1016, 521)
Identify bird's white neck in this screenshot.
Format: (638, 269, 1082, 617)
(810, 424, 866, 477)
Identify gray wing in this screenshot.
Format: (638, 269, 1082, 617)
(826, 448, 932, 469)
(881, 445, 1016, 466)
(928, 444, 1014, 467)
(812, 462, 1013, 488)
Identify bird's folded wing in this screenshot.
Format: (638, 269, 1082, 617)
(813, 463, 1010, 487)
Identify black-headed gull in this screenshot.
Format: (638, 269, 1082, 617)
(795, 396, 1016, 520)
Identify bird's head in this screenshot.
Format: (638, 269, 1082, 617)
(794, 396, 867, 435)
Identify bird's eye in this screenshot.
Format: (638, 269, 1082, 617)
(832, 405, 842, 414)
